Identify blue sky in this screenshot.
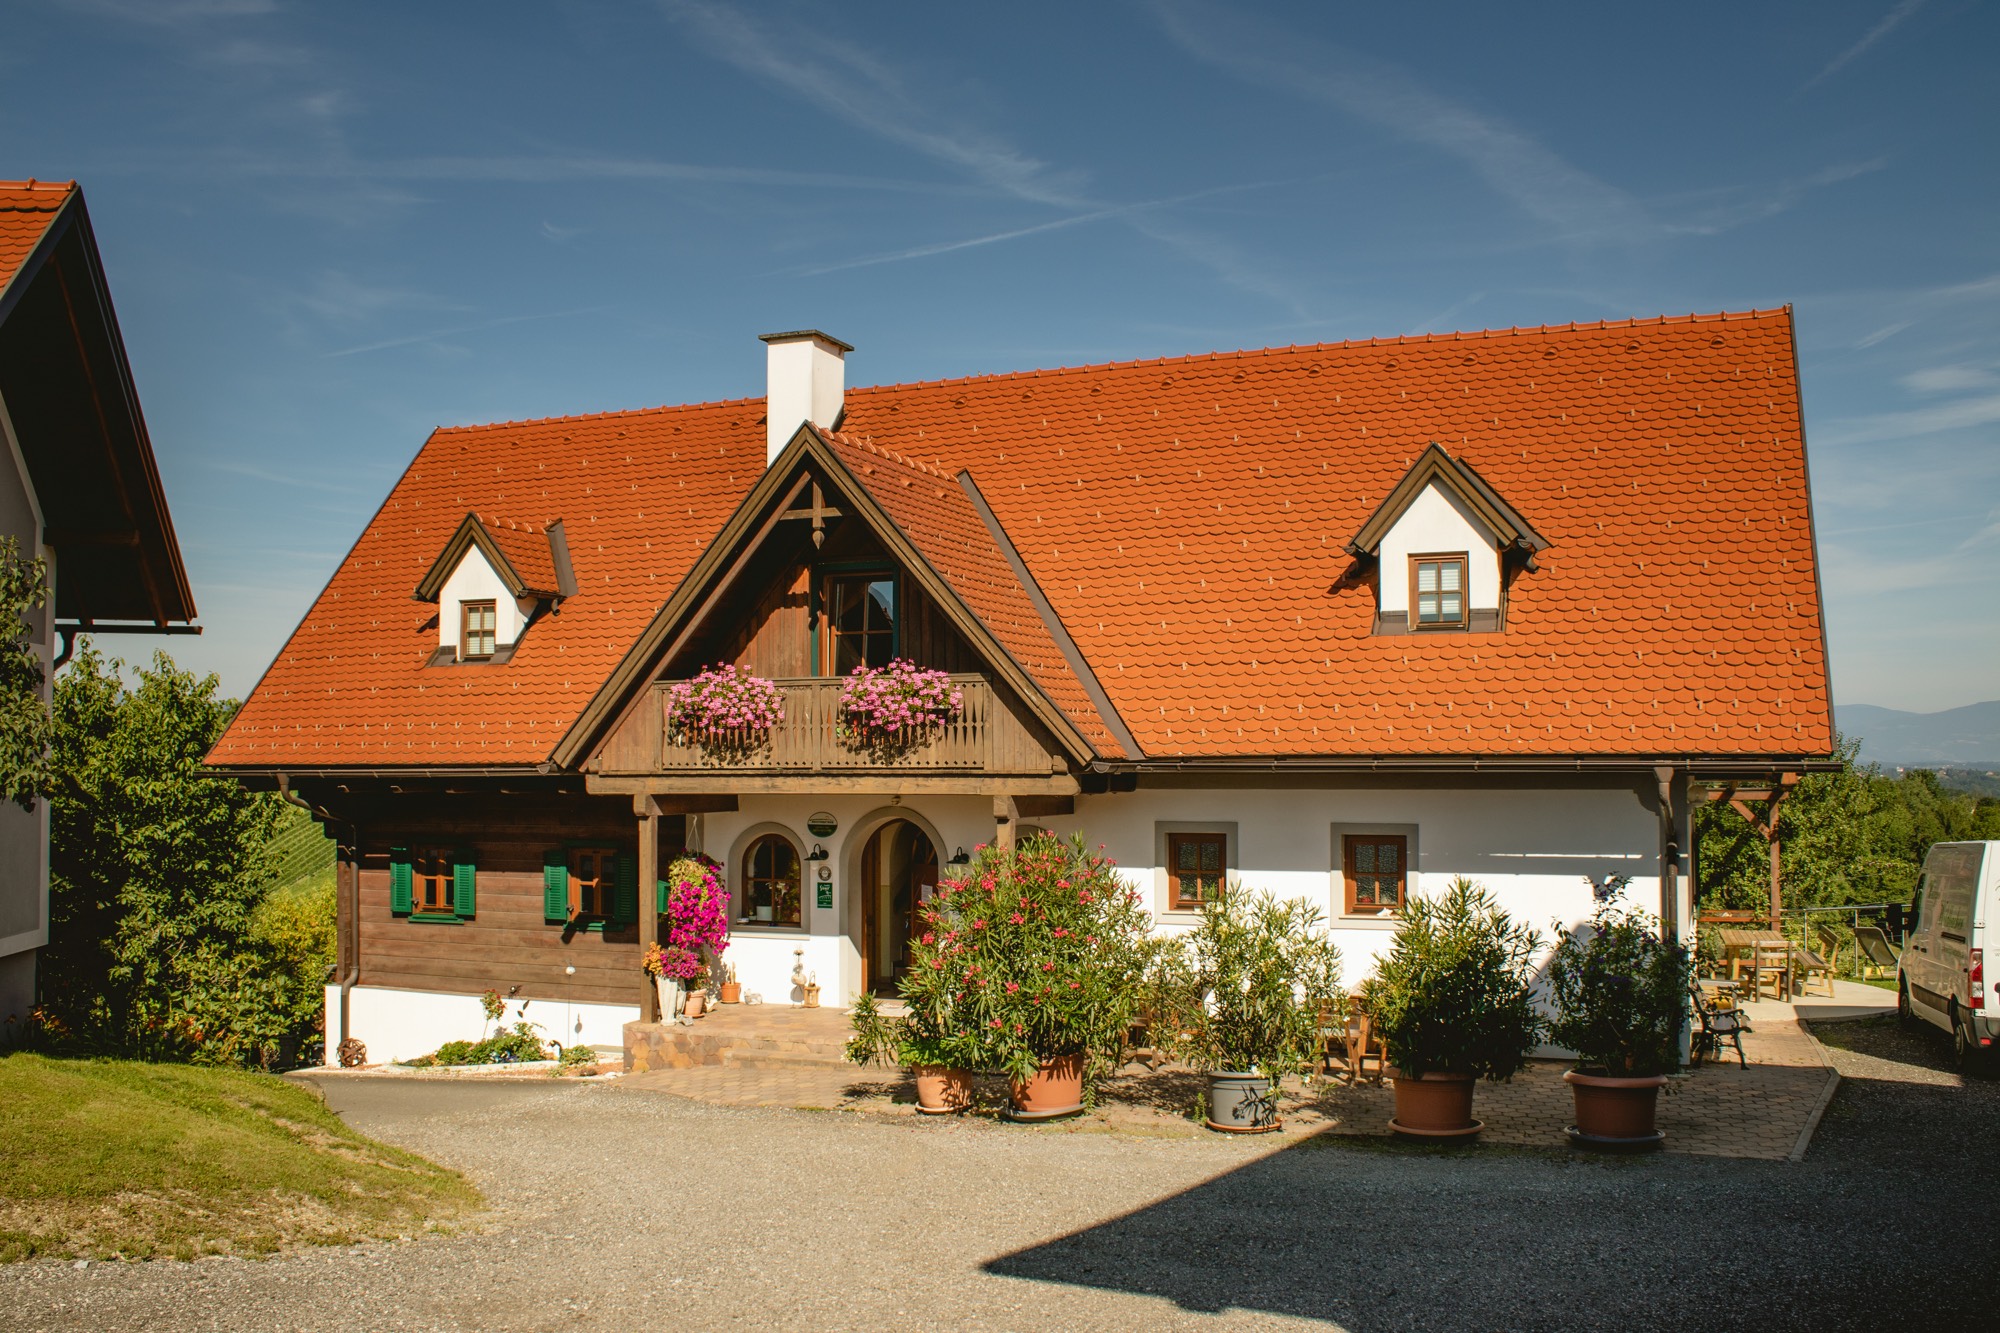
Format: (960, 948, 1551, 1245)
(5, 1, 1996, 715)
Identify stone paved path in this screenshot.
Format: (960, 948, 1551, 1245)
(614, 991, 1846, 1160)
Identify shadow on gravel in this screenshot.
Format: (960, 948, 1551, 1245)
(984, 1048, 2000, 1333)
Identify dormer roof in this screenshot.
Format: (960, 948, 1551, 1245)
(1347, 442, 1550, 561)
(413, 512, 575, 603)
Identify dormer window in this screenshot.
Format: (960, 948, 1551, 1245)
(1346, 444, 1548, 637)
(412, 512, 577, 667)
(461, 600, 497, 659)
(1411, 555, 1468, 629)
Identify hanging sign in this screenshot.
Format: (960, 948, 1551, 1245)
(806, 811, 839, 838)
(816, 882, 834, 910)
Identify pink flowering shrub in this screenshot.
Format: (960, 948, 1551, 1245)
(664, 854, 730, 958)
(836, 658, 963, 750)
(666, 664, 783, 754)
(899, 833, 1149, 1092)
(643, 942, 702, 981)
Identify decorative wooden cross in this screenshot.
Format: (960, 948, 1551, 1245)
(778, 476, 842, 548)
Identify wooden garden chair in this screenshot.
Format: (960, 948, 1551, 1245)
(1792, 939, 1837, 998)
(1748, 942, 1792, 1001)
(1852, 926, 1901, 980)
(1338, 993, 1387, 1086)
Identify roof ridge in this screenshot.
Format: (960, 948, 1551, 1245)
(842, 307, 1793, 398)
(823, 430, 950, 480)
(435, 393, 767, 436)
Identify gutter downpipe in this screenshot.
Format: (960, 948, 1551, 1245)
(278, 776, 358, 1064)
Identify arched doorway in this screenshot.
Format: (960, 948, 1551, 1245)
(857, 819, 938, 995)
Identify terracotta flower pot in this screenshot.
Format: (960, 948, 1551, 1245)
(719, 982, 742, 1004)
(1205, 1071, 1281, 1133)
(684, 991, 706, 1020)
(913, 1066, 974, 1114)
(1388, 1071, 1482, 1139)
(1007, 1053, 1085, 1120)
(1563, 1070, 1667, 1150)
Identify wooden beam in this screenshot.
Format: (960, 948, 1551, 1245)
(1011, 794, 1074, 818)
(993, 795, 1017, 854)
(637, 809, 659, 1024)
(632, 794, 740, 816)
(586, 773, 1081, 797)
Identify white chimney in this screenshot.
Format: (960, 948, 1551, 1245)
(760, 329, 851, 464)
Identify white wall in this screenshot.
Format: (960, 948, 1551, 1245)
(695, 783, 1657, 1002)
(325, 984, 634, 1066)
(1377, 482, 1501, 616)
(0, 387, 51, 1003)
(436, 546, 534, 655)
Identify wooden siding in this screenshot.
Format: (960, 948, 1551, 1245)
(345, 796, 681, 1008)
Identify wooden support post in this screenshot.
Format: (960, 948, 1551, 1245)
(636, 796, 660, 1024)
(1654, 766, 1681, 947)
(993, 794, 1017, 854)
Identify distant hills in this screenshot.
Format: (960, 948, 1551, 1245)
(1835, 700, 2000, 773)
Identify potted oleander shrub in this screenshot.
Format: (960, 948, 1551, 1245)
(926, 833, 1148, 1118)
(1547, 892, 1692, 1149)
(1167, 888, 1344, 1133)
(1363, 877, 1542, 1140)
(845, 992, 980, 1114)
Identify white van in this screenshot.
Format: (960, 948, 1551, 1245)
(1899, 840, 1999, 1066)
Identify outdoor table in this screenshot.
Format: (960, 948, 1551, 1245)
(1715, 928, 1788, 982)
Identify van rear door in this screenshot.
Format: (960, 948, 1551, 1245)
(1930, 843, 1983, 1015)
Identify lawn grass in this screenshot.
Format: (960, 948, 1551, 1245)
(0, 1053, 478, 1262)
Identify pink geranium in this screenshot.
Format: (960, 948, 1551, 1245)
(835, 658, 963, 748)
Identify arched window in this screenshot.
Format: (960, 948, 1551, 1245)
(742, 834, 803, 928)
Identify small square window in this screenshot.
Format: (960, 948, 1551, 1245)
(1344, 835, 1408, 914)
(1168, 832, 1226, 910)
(461, 600, 498, 659)
(568, 846, 618, 919)
(1410, 555, 1467, 629)
(413, 849, 455, 914)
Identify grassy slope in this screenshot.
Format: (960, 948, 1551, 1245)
(0, 1055, 478, 1261)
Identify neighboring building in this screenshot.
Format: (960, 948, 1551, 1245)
(0, 180, 197, 1026)
(204, 313, 1834, 1065)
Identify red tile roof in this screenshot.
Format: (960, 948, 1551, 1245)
(208, 401, 766, 767)
(0, 180, 76, 304)
(209, 309, 1831, 769)
(477, 516, 564, 597)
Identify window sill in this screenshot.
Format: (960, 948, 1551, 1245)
(1337, 912, 1402, 929)
(409, 913, 465, 925)
(731, 924, 808, 938)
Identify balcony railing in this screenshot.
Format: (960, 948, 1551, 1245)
(615, 674, 1059, 775)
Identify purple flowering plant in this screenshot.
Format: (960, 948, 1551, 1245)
(666, 664, 783, 755)
(643, 942, 702, 981)
(836, 658, 963, 750)
(664, 854, 730, 957)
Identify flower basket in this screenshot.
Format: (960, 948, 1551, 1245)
(835, 659, 963, 753)
(665, 665, 783, 757)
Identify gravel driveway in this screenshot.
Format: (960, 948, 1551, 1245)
(3, 1020, 1996, 1333)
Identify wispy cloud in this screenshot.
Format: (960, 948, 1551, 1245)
(1803, 0, 1927, 91)
(658, 0, 1313, 311)
(199, 460, 380, 496)
(320, 307, 600, 358)
(1901, 364, 2000, 394)
(1147, 0, 1656, 246)
(1856, 320, 1913, 349)
(59, 0, 276, 24)
(1663, 159, 1889, 236)
(1814, 391, 2000, 447)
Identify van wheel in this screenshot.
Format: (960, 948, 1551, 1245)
(1952, 1010, 1988, 1074)
(1898, 979, 1917, 1028)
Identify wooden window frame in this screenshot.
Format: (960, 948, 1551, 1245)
(1167, 831, 1228, 911)
(412, 847, 456, 917)
(1407, 553, 1469, 631)
(461, 598, 498, 660)
(567, 845, 619, 921)
(817, 568, 899, 676)
(1342, 834, 1410, 915)
(741, 832, 804, 930)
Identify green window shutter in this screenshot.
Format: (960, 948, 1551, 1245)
(612, 851, 638, 925)
(453, 850, 477, 919)
(389, 848, 413, 915)
(544, 849, 569, 924)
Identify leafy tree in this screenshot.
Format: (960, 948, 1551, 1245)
(0, 534, 54, 810)
(41, 648, 323, 1065)
(1697, 734, 2000, 913)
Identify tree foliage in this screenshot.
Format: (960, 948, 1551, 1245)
(0, 534, 54, 810)
(1697, 735, 2000, 911)
(40, 648, 327, 1065)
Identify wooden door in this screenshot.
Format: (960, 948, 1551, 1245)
(859, 832, 879, 994)
(903, 833, 938, 969)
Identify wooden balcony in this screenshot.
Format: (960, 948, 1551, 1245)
(590, 674, 1065, 781)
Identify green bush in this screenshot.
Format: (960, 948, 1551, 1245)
(404, 1023, 549, 1067)
(1363, 877, 1543, 1081)
(1164, 887, 1344, 1078)
(1546, 899, 1691, 1077)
